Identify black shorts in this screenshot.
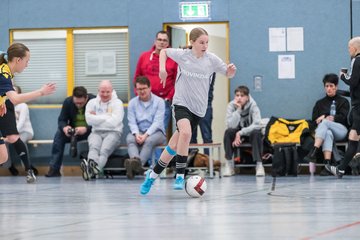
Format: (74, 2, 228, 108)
(349, 105, 360, 135)
(0, 131, 4, 144)
(173, 105, 201, 133)
(0, 100, 18, 137)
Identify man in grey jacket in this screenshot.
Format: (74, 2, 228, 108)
(223, 85, 264, 177)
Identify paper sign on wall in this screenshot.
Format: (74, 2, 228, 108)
(278, 55, 295, 79)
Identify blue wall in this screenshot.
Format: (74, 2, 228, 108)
(1, 0, 359, 163)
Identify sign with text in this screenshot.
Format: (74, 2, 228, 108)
(179, 2, 210, 20)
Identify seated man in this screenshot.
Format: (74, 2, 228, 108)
(46, 86, 95, 177)
(223, 85, 264, 177)
(82, 80, 124, 180)
(304, 73, 349, 175)
(125, 76, 166, 179)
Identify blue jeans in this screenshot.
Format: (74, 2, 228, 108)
(191, 106, 213, 155)
(49, 128, 90, 170)
(164, 100, 172, 131)
(315, 119, 348, 152)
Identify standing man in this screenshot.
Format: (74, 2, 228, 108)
(125, 76, 166, 179)
(134, 30, 178, 130)
(46, 86, 95, 177)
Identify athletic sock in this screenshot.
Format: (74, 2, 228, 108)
(13, 138, 30, 170)
(339, 140, 358, 170)
(175, 155, 188, 175)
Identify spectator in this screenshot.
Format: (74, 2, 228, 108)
(8, 85, 35, 176)
(304, 74, 349, 175)
(125, 76, 166, 179)
(82, 80, 124, 181)
(134, 30, 177, 130)
(45, 86, 95, 177)
(223, 85, 264, 177)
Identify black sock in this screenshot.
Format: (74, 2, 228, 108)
(175, 155, 188, 175)
(339, 140, 358, 170)
(12, 138, 30, 170)
(153, 159, 168, 175)
(356, 141, 360, 154)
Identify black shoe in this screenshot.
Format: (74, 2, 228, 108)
(325, 164, 344, 179)
(88, 159, 100, 177)
(304, 147, 318, 163)
(45, 168, 62, 177)
(26, 169, 36, 183)
(8, 164, 19, 176)
(31, 165, 39, 176)
(69, 136, 78, 158)
(124, 158, 134, 180)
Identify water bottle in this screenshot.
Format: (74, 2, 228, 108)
(330, 100, 336, 116)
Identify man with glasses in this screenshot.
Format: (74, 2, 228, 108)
(45, 86, 95, 177)
(134, 30, 178, 130)
(125, 76, 166, 179)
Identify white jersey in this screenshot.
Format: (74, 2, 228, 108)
(167, 48, 227, 117)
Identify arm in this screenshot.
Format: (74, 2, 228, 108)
(226, 63, 237, 78)
(6, 83, 56, 105)
(159, 49, 168, 87)
(335, 98, 350, 124)
(102, 100, 124, 129)
(341, 57, 360, 87)
(239, 106, 262, 136)
(145, 99, 165, 136)
(127, 100, 140, 134)
(225, 102, 241, 129)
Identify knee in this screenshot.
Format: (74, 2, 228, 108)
(179, 128, 192, 141)
(325, 130, 334, 140)
(126, 133, 136, 144)
(6, 135, 19, 143)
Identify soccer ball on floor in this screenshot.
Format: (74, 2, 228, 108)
(185, 175, 207, 198)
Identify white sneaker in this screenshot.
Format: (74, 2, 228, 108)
(256, 165, 265, 177)
(222, 161, 235, 177)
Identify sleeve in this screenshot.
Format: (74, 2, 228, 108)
(225, 102, 240, 129)
(239, 105, 262, 136)
(341, 57, 360, 87)
(16, 104, 29, 132)
(0, 74, 14, 95)
(209, 53, 227, 76)
(102, 100, 124, 129)
(127, 99, 139, 134)
(58, 98, 71, 130)
(335, 97, 350, 125)
(165, 48, 184, 63)
(145, 98, 165, 136)
(312, 101, 321, 121)
(85, 99, 104, 126)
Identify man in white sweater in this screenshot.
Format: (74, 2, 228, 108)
(81, 80, 124, 180)
(223, 85, 264, 177)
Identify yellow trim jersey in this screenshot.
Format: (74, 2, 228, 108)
(0, 63, 14, 106)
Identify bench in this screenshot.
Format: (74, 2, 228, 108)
(233, 142, 348, 174)
(153, 143, 222, 178)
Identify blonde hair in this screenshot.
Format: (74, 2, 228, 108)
(182, 27, 209, 49)
(349, 36, 360, 54)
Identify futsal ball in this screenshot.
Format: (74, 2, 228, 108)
(185, 175, 207, 198)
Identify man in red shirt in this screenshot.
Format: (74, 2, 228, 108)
(134, 31, 178, 130)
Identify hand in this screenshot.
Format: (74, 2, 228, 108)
(75, 126, 87, 136)
(227, 63, 237, 78)
(316, 115, 325, 124)
(232, 132, 242, 147)
(90, 111, 96, 115)
(325, 115, 335, 122)
(233, 100, 242, 109)
(0, 103, 6, 117)
(40, 83, 56, 96)
(159, 70, 168, 88)
(63, 126, 72, 137)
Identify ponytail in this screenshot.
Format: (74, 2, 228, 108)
(0, 53, 8, 65)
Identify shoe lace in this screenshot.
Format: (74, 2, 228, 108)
(175, 177, 183, 185)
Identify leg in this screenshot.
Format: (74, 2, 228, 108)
(48, 129, 70, 171)
(126, 133, 140, 160)
(0, 136, 8, 164)
(98, 132, 122, 169)
(139, 131, 166, 166)
(199, 106, 213, 155)
(250, 130, 265, 176)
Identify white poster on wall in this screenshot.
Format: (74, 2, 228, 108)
(278, 55, 295, 79)
(269, 28, 286, 52)
(287, 27, 304, 51)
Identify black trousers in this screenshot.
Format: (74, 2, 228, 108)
(223, 128, 263, 162)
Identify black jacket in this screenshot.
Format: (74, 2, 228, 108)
(341, 53, 360, 106)
(58, 94, 95, 131)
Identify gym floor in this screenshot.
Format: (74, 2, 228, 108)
(0, 174, 359, 240)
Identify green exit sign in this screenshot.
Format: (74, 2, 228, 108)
(180, 2, 210, 19)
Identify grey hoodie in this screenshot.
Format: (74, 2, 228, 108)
(225, 95, 261, 136)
